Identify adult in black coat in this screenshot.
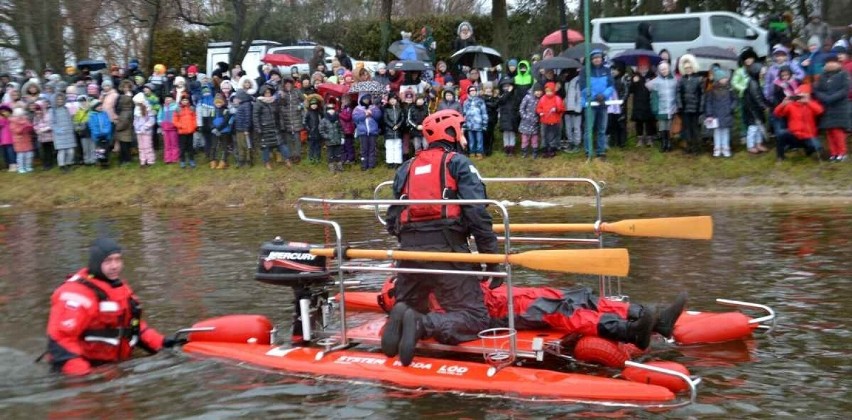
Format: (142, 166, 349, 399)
(629, 62, 656, 146)
(635, 22, 654, 51)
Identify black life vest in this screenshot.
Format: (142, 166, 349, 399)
(400, 148, 461, 224)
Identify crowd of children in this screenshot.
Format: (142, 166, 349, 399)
(1, 23, 850, 176)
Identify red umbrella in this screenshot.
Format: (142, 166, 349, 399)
(541, 29, 584, 46)
(317, 83, 350, 98)
(261, 53, 305, 67)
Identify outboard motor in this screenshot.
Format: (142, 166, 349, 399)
(255, 237, 338, 346)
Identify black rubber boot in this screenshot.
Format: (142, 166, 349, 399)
(399, 307, 425, 366)
(596, 309, 657, 350)
(654, 292, 688, 338)
(381, 303, 409, 357)
(627, 303, 646, 321)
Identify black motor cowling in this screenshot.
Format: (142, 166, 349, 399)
(255, 237, 333, 286)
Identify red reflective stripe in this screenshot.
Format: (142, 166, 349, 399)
(400, 148, 461, 224)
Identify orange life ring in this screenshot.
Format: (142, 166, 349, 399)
(622, 361, 691, 393)
(188, 314, 273, 345)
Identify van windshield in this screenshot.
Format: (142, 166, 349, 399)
(601, 18, 700, 43)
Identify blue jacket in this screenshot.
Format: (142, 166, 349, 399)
(88, 110, 113, 142)
(353, 94, 382, 137)
(579, 64, 614, 108)
(212, 106, 233, 134)
(462, 95, 488, 131)
(233, 94, 253, 133)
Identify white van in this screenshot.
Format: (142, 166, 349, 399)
(207, 40, 379, 81)
(592, 11, 768, 72)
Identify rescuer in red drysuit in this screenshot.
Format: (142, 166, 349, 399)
(378, 276, 687, 349)
(44, 238, 179, 375)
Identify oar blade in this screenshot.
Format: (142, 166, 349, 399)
(605, 216, 713, 240)
(510, 249, 629, 277)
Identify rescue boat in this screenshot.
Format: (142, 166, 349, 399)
(179, 177, 774, 405)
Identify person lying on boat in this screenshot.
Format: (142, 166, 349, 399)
(378, 276, 687, 350)
(42, 238, 181, 376)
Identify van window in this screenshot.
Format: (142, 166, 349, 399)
(600, 18, 700, 43)
(710, 16, 750, 39)
(269, 47, 313, 62)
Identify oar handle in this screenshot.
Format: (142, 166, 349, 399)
(312, 248, 504, 265)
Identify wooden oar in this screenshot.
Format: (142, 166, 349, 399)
(492, 216, 713, 240)
(311, 248, 629, 277)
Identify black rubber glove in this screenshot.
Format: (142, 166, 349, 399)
(484, 264, 503, 289)
(162, 335, 187, 348)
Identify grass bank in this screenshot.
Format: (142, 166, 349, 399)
(1, 147, 850, 210)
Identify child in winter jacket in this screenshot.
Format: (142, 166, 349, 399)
(303, 96, 323, 163)
(383, 94, 404, 167)
(406, 94, 430, 154)
(352, 93, 382, 170)
(518, 84, 543, 158)
(339, 95, 356, 164)
(773, 84, 823, 161)
(497, 78, 518, 155)
(232, 90, 253, 167)
(607, 64, 630, 149)
(51, 94, 76, 172)
(482, 83, 499, 156)
(73, 97, 95, 165)
(87, 100, 113, 167)
(630, 57, 657, 147)
(10, 107, 34, 173)
(462, 85, 488, 158)
(536, 82, 565, 158)
(0, 105, 15, 172)
(703, 69, 738, 157)
(173, 95, 198, 168)
(676, 54, 704, 154)
(437, 89, 462, 113)
(563, 70, 583, 152)
(742, 63, 770, 154)
(157, 95, 180, 164)
(132, 93, 156, 166)
(813, 54, 850, 161)
(33, 102, 55, 169)
(197, 84, 216, 159)
(648, 62, 678, 152)
(319, 102, 344, 173)
(210, 94, 234, 168)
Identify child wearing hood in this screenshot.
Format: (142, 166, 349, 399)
(303, 96, 324, 163)
(352, 93, 382, 170)
(87, 99, 114, 167)
(51, 94, 76, 172)
(742, 63, 770, 154)
(10, 107, 34, 173)
(497, 78, 519, 155)
(157, 94, 180, 163)
(607, 63, 630, 149)
(373, 63, 391, 87)
(437, 89, 462, 113)
(703, 68, 737, 157)
(197, 84, 216, 161)
(319, 101, 344, 173)
(211, 93, 234, 168)
(518, 84, 543, 158)
(406, 94, 430, 154)
(232, 90, 253, 167)
(563, 68, 583, 152)
(482, 82, 499, 156)
(383, 94, 404, 167)
(813, 54, 850, 161)
(648, 62, 678, 152)
(462, 84, 488, 158)
(73, 97, 95, 165)
(133, 93, 156, 166)
(676, 54, 704, 155)
(535, 82, 565, 158)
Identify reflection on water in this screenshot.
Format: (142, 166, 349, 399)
(0, 202, 850, 417)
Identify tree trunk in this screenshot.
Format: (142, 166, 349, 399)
(491, 0, 509, 57)
(380, 0, 393, 63)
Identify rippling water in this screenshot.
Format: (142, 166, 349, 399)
(0, 201, 849, 418)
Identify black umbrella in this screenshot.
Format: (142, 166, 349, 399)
(76, 59, 107, 71)
(687, 46, 738, 61)
(388, 40, 431, 61)
(451, 45, 503, 69)
(388, 60, 433, 72)
(559, 43, 609, 60)
(611, 49, 661, 66)
(533, 57, 581, 72)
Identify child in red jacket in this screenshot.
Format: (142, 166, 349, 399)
(773, 84, 823, 161)
(536, 82, 566, 158)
